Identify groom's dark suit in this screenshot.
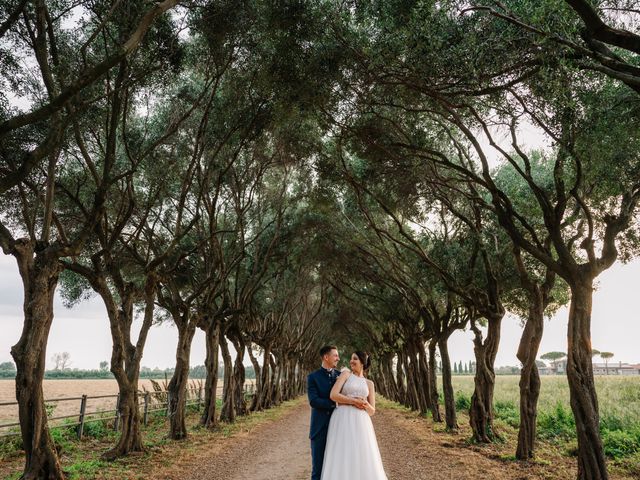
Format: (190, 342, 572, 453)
(308, 367, 340, 480)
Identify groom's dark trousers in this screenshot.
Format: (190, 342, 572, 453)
(308, 368, 339, 480)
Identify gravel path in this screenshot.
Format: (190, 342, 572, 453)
(176, 400, 589, 480)
(181, 402, 530, 480)
(187, 402, 312, 480)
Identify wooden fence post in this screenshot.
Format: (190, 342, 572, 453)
(143, 392, 150, 426)
(114, 393, 121, 431)
(77, 394, 88, 440)
(166, 391, 171, 417)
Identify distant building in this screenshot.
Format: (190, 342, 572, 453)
(538, 360, 640, 375)
(538, 359, 567, 375)
(592, 362, 640, 376)
(556, 359, 567, 374)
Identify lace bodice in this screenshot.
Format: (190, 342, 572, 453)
(342, 373, 369, 398)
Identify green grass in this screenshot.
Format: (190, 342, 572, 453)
(451, 375, 640, 460)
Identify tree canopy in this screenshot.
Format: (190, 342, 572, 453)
(1, 2, 638, 479)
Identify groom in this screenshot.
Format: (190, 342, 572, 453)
(307, 345, 341, 480)
(307, 345, 367, 480)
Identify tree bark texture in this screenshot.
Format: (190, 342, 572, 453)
(567, 279, 608, 480)
(469, 312, 502, 443)
(219, 336, 236, 423)
(102, 275, 157, 460)
(515, 285, 544, 460)
(200, 321, 221, 428)
(438, 337, 457, 430)
(104, 381, 143, 460)
(230, 336, 247, 416)
(417, 341, 437, 420)
(11, 247, 66, 479)
(427, 341, 443, 423)
(395, 351, 407, 405)
(167, 321, 197, 439)
(247, 346, 262, 412)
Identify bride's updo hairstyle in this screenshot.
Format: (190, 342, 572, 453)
(354, 351, 371, 375)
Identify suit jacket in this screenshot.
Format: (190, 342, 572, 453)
(307, 367, 340, 440)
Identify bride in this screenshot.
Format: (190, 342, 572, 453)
(321, 351, 388, 480)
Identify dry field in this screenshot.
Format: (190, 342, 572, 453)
(0, 379, 207, 426)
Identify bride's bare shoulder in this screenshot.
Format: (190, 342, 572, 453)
(339, 368, 351, 377)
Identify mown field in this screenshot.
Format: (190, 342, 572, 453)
(0, 379, 256, 425)
(450, 375, 640, 476)
(0, 379, 207, 425)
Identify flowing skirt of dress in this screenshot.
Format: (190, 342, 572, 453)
(320, 404, 387, 480)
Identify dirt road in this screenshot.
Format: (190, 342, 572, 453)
(175, 401, 585, 480)
(182, 402, 311, 480)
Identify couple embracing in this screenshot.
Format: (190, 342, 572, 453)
(307, 345, 388, 480)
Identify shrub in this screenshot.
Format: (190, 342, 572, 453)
(602, 429, 640, 459)
(0, 435, 23, 461)
(494, 400, 519, 428)
(82, 420, 108, 438)
(537, 401, 576, 441)
(49, 426, 75, 454)
(599, 411, 627, 432)
(455, 391, 471, 411)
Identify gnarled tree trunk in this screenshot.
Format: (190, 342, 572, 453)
(384, 353, 399, 401)
(438, 336, 457, 430)
(102, 274, 157, 460)
(254, 343, 272, 410)
(231, 335, 247, 416)
(105, 378, 143, 460)
(427, 341, 443, 422)
(567, 278, 608, 480)
(469, 312, 503, 443)
(219, 335, 236, 423)
(167, 320, 197, 440)
(404, 345, 421, 412)
(247, 345, 262, 411)
(11, 247, 66, 480)
(200, 320, 221, 428)
(395, 351, 407, 405)
(516, 285, 544, 460)
(270, 354, 281, 406)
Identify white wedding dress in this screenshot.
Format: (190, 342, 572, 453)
(320, 374, 388, 480)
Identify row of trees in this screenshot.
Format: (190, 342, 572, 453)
(453, 361, 475, 374)
(301, 3, 639, 480)
(1, 1, 638, 479)
(0, 2, 341, 478)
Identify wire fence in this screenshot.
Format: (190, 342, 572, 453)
(0, 382, 256, 441)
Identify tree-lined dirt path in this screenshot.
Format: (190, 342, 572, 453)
(162, 399, 592, 480)
(4, 395, 631, 480)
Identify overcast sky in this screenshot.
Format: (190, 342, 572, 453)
(1, 252, 639, 370)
